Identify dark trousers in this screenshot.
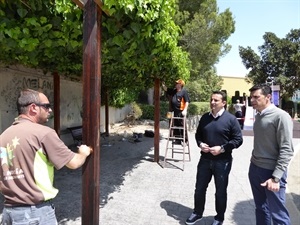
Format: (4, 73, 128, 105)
(235, 111, 242, 118)
(248, 163, 291, 225)
(194, 157, 232, 222)
(235, 111, 243, 129)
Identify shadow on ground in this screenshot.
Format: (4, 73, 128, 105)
(0, 127, 159, 224)
(53, 133, 156, 224)
(160, 199, 257, 225)
(160, 200, 214, 225)
(290, 193, 300, 211)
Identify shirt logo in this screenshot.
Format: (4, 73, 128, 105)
(0, 137, 24, 180)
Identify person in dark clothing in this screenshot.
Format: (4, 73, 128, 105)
(164, 79, 190, 144)
(186, 91, 243, 225)
(233, 99, 245, 129)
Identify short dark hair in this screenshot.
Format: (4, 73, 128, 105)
(212, 90, 227, 102)
(249, 84, 272, 96)
(17, 89, 41, 114)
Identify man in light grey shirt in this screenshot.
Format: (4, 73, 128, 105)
(248, 84, 294, 225)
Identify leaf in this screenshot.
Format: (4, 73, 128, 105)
(17, 8, 28, 18)
(130, 22, 141, 34)
(44, 39, 52, 48)
(40, 17, 47, 24)
(112, 35, 125, 47)
(70, 40, 79, 49)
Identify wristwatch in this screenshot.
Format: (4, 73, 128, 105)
(220, 145, 225, 153)
(272, 176, 280, 183)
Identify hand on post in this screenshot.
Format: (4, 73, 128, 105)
(78, 144, 93, 157)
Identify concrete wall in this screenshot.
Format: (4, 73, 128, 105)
(0, 66, 55, 131)
(0, 65, 131, 145)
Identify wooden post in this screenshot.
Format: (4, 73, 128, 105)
(154, 78, 160, 162)
(81, 1, 101, 224)
(53, 71, 60, 136)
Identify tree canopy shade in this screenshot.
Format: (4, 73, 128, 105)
(0, 0, 83, 75)
(100, 0, 191, 105)
(239, 29, 300, 98)
(0, 0, 191, 106)
(0, 0, 236, 104)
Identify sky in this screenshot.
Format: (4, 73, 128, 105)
(216, 0, 300, 77)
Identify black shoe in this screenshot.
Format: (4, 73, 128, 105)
(185, 213, 202, 225)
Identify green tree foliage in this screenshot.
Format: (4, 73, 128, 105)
(0, 0, 192, 107)
(101, 0, 191, 91)
(187, 69, 223, 101)
(0, 0, 235, 105)
(173, 0, 235, 101)
(0, 0, 83, 75)
(239, 29, 300, 98)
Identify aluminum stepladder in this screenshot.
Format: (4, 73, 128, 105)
(164, 112, 191, 170)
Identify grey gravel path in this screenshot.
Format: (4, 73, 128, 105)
(54, 129, 300, 225)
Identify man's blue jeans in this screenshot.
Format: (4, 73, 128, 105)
(248, 162, 291, 225)
(2, 201, 57, 225)
(194, 157, 232, 222)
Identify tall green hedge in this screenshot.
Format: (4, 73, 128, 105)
(139, 101, 210, 120)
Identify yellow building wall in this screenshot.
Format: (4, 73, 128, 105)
(221, 76, 253, 101)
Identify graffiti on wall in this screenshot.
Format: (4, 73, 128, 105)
(23, 77, 53, 90)
(0, 75, 54, 111)
(62, 94, 82, 123)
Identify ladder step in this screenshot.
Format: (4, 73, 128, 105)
(172, 151, 190, 154)
(170, 126, 185, 130)
(167, 148, 189, 151)
(164, 113, 191, 171)
(168, 137, 184, 140)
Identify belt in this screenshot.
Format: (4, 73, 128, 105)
(5, 200, 54, 208)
